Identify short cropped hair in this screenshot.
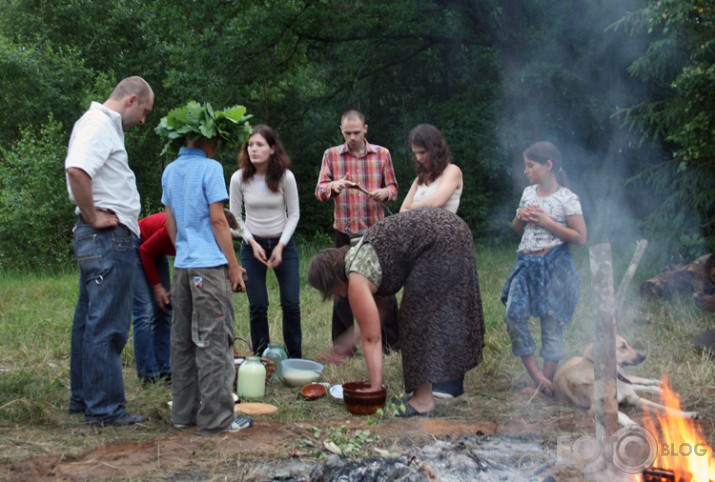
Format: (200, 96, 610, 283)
(110, 76, 153, 104)
(340, 109, 365, 124)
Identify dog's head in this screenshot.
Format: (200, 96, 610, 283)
(615, 336, 646, 367)
(582, 336, 646, 367)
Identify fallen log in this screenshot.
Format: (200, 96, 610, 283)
(639, 253, 714, 302)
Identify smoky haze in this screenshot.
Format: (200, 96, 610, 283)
(494, 0, 673, 253)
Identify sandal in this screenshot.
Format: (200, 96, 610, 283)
(394, 402, 436, 418)
(389, 394, 412, 405)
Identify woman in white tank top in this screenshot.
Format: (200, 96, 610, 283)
(399, 124, 466, 398)
(400, 124, 462, 214)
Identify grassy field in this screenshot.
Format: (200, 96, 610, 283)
(0, 240, 714, 477)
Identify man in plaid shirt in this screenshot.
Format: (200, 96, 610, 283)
(315, 110, 400, 363)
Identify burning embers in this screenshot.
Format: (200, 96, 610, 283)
(639, 378, 715, 482)
(641, 467, 688, 481)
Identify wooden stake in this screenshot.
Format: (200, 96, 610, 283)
(614, 239, 648, 323)
(589, 243, 619, 442)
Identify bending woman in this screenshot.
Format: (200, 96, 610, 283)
(307, 208, 484, 417)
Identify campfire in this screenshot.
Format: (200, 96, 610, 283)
(639, 378, 715, 482)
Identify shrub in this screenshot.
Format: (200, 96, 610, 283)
(0, 116, 75, 271)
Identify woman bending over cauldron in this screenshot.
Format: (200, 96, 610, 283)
(307, 208, 484, 417)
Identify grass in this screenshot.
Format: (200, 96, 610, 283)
(0, 241, 714, 476)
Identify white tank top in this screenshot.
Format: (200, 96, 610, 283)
(413, 175, 462, 213)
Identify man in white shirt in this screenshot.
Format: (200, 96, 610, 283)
(65, 76, 154, 427)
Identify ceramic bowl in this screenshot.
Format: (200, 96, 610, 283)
(301, 382, 326, 401)
(281, 359, 324, 387)
(342, 381, 387, 415)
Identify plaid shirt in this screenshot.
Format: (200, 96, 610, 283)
(315, 141, 398, 236)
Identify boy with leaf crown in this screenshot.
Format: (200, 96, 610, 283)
(157, 101, 253, 434)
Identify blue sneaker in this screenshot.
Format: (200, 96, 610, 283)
(228, 416, 253, 432)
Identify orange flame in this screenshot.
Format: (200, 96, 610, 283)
(641, 377, 715, 481)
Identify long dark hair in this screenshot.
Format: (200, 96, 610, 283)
(238, 124, 291, 192)
(409, 124, 452, 185)
(523, 141, 571, 189)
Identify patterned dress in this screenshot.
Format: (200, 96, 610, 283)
(360, 208, 484, 393)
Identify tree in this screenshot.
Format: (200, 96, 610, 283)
(0, 117, 75, 270)
(616, 0, 715, 258)
(1, 0, 693, 268)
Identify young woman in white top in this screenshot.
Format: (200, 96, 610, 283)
(229, 125, 302, 358)
(400, 124, 462, 214)
(502, 141, 587, 397)
(399, 124, 466, 398)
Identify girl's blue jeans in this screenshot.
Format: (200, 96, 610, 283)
(505, 281, 565, 361)
(240, 236, 302, 358)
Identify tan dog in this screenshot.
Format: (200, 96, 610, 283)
(552, 336, 699, 427)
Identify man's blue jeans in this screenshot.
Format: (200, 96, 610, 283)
(132, 254, 172, 380)
(69, 220, 138, 422)
(240, 237, 302, 358)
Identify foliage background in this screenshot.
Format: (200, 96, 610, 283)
(0, 0, 713, 271)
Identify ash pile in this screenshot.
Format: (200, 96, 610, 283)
(309, 434, 559, 482)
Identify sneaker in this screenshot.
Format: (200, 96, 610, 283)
(87, 412, 146, 427)
(228, 415, 253, 433)
(432, 378, 464, 399)
(173, 423, 192, 429)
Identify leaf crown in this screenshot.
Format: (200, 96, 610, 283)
(155, 101, 253, 156)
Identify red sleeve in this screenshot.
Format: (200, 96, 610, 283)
(138, 213, 176, 286)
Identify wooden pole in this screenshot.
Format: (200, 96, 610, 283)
(589, 243, 619, 441)
(614, 239, 648, 323)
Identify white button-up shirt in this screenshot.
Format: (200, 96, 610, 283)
(65, 102, 141, 236)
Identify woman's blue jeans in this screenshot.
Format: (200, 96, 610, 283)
(69, 221, 138, 422)
(132, 254, 172, 380)
(240, 237, 302, 358)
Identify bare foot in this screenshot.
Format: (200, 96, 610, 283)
(521, 383, 553, 397)
(316, 346, 356, 365)
(407, 398, 436, 414)
(521, 386, 539, 396)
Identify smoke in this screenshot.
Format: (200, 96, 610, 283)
(493, 0, 680, 255)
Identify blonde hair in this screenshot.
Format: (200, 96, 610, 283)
(110, 76, 153, 104)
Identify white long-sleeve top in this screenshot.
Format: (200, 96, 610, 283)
(229, 169, 300, 246)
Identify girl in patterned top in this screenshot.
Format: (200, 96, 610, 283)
(502, 141, 587, 397)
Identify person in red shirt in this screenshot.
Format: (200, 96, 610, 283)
(132, 212, 175, 384)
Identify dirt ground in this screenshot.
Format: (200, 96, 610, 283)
(0, 404, 609, 481)
(2, 377, 713, 482)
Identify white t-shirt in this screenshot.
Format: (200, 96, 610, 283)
(229, 170, 300, 246)
(413, 175, 462, 213)
(64, 102, 141, 236)
(517, 184, 582, 254)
